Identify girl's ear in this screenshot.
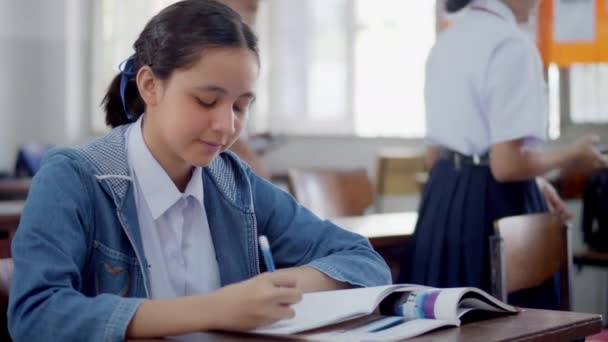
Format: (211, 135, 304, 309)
(136, 65, 162, 107)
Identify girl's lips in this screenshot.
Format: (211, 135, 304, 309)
(198, 140, 222, 152)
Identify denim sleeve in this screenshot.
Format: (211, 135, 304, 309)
(8, 153, 144, 342)
(248, 167, 392, 287)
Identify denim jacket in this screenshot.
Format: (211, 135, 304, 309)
(8, 125, 391, 342)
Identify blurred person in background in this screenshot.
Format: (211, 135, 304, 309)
(402, 0, 608, 310)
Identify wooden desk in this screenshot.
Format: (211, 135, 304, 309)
(332, 212, 417, 281)
(331, 212, 416, 250)
(0, 201, 24, 258)
(574, 249, 608, 268)
(132, 308, 602, 342)
(0, 178, 30, 200)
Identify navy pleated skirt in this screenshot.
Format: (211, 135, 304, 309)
(400, 159, 560, 310)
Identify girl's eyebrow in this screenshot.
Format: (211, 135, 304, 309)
(195, 85, 255, 99)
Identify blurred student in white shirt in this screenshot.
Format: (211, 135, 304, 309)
(402, 0, 607, 310)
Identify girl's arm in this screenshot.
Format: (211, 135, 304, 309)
(248, 160, 392, 290)
(9, 154, 145, 342)
(489, 135, 607, 182)
(274, 266, 350, 293)
(126, 272, 302, 338)
(425, 146, 441, 170)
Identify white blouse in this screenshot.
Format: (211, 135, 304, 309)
(425, 0, 547, 155)
(126, 116, 221, 299)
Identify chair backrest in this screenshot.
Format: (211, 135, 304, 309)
(0, 258, 13, 296)
(490, 213, 572, 310)
(0, 258, 13, 341)
(376, 150, 426, 196)
(287, 168, 374, 219)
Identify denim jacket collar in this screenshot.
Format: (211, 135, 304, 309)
(74, 125, 253, 213)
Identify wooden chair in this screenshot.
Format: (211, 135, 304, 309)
(287, 168, 374, 219)
(375, 150, 426, 212)
(490, 213, 572, 310)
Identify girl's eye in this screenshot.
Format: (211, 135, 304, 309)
(197, 98, 216, 108)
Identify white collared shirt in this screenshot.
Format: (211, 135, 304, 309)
(425, 0, 547, 155)
(126, 116, 221, 299)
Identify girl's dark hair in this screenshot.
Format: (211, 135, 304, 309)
(102, 0, 259, 128)
(445, 0, 473, 13)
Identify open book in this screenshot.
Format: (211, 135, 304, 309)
(251, 284, 519, 341)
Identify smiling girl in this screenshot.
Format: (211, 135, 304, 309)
(7, 1, 391, 341)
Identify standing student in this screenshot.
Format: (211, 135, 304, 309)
(402, 0, 607, 309)
(7, 1, 391, 341)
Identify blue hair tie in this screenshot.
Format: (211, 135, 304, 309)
(118, 55, 137, 120)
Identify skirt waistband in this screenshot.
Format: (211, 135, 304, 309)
(439, 149, 490, 168)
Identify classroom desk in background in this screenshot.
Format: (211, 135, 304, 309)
(0, 207, 416, 260)
(331, 212, 417, 250)
(574, 249, 608, 268)
(0, 201, 24, 258)
(130, 308, 602, 342)
(331, 212, 416, 281)
(0, 178, 30, 200)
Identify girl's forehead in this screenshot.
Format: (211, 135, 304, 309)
(170, 48, 259, 91)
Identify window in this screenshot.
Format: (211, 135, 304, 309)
(254, 0, 436, 137)
(91, 0, 437, 137)
(569, 64, 608, 124)
(90, 0, 178, 133)
(354, 1, 436, 137)
(545, 63, 608, 141)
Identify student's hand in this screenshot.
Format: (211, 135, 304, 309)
(209, 272, 303, 331)
(568, 135, 608, 169)
(536, 177, 572, 222)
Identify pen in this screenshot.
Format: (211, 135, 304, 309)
(258, 235, 276, 272)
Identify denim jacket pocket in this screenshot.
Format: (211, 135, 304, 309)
(90, 240, 141, 297)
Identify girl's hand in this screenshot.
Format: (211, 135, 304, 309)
(209, 272, 303, 331)
(536, 177, 572, 223)
(567, 135, 608, 169)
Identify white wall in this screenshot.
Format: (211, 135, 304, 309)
(261, 135, 424, 179)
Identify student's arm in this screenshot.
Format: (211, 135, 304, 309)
(248, 165, 392, 290)
(126, 272, 302, 338)
(489, 135, 606, 182)
(535, 177, 572, 222)
(485, 38, 608, 182)
(8, 154, 144, 342)
(425, 146, 441, 170)
(273, 266, 350, 293)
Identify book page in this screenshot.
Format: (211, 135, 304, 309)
(392, 287, 517, 323)
(251, 285, 515, 336)
(458, 297, 509, 318)
(253, 285, 417, 335)
(306, 318, 454, 342)
(433, 288, 518, 322)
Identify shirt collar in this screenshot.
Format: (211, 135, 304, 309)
(127, 116, 204, 220)
(471, 0, 517, 26)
